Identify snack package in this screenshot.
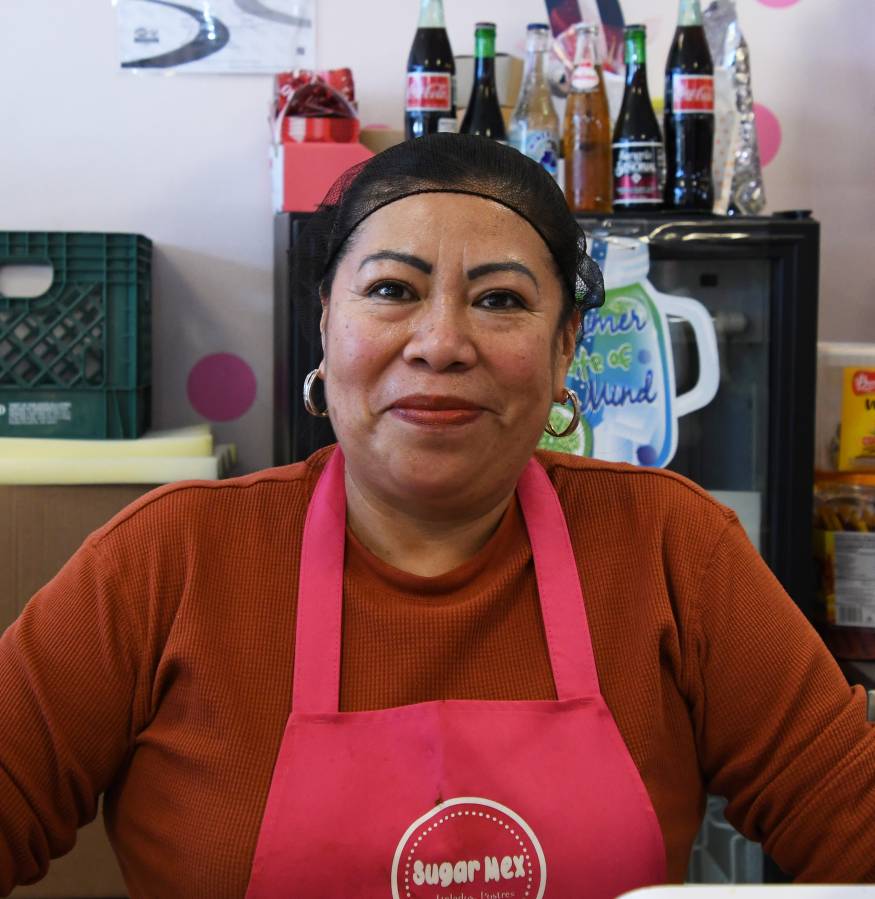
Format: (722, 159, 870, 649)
(703, 0, 766, 215)
(839, 369, 875, 470)
(815, 343, 875, 472)
(813, 473, 875, 659)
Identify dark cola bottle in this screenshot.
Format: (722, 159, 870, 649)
(664, 0, 715, 210)
(612, 25, 664, 211)
(405, 0, 456, 140)
(460, 22, 506, 141)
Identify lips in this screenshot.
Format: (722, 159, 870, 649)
(389, 394, 485, 427)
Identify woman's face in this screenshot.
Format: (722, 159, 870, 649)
(320, 192, 578, 515)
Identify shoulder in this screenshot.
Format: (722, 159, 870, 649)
(534, 449, 737, 548)
(85, 446, 336, 553)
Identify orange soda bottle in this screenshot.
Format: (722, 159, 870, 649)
(563, 23, 613, 213)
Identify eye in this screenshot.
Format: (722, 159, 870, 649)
(368, 280, 415, 301)
(477, 291, 525, 311)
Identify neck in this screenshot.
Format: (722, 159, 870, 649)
(475, 56, 495, 84)
(343, 469, 515, 577)
(677, 0, 703, 27)
(418, 0, 444, 28)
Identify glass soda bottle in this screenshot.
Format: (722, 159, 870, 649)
(405, 0, 456, 140)
(612, 24, 664, 211)
(664, 0, 715, 210)
(460, 22, 506, 141)
(508, 24, 560, 178)
(563, 23, 612, 214)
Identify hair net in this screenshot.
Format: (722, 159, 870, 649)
(290, 132, 605, 336)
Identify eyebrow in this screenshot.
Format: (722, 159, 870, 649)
(467, 261, 539, 288)
(357, 252, 539, 289)
(358, 251, 432, 274)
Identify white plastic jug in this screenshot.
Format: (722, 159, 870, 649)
(549, 236, 720, 468)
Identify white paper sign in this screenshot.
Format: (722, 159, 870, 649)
(116, 0, 315, 73)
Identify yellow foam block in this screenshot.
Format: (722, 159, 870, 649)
(0, 444, 236, 485)
(0, 425, 213, 460)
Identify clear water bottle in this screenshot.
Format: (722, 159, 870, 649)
(508, 24, 560, 178)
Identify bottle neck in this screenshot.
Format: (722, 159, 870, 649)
(474, 29, 497, 84)
(573, 28, 600, 69)
(475, 56, 496, 84)
(522, 32, 549, 87)
(418, 0, 445, 29)
(677, 0, 704, 27)
(624, 31, 648, 88)
(625, 60, 648, 90)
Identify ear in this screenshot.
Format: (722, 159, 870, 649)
(553, 310, 580, 400)
(319, 291, 329, 355)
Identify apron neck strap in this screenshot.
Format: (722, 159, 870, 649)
(292, 449, 601, 714)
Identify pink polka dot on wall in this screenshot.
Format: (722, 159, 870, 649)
(757, 0, 799, 6)
(754, 103, 782, 167)
(187, 353, 257, 422)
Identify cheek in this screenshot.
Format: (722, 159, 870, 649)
(497, 334, 556, 394)
(323, 313, 397, 399)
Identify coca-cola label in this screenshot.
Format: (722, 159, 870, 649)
(613, 141, 662, 205)
(406, 72, 452, 112)
(671, 74, 714, 114)
(852, 370, 875, 395)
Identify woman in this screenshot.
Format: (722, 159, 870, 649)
(1, 134, 873, 898)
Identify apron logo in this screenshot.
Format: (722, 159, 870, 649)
(391, 797, 546, 899)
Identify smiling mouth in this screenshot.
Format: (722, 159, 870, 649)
(389, 395, 485, 427)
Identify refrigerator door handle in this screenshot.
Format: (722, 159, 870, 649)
(646, 226, 754, 243)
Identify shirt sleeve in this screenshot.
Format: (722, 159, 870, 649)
(0, 534, 150, 895)
(688, 513, 875, 882)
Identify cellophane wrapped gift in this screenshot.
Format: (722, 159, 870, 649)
(704, 0, 766, 215)
(273, 68, 360, 143)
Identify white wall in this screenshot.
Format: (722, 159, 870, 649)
(1, 0, 873, 473)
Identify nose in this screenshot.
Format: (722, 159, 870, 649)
(402, 295, 477, 372)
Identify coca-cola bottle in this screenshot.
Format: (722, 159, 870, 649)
(405, 0, 456, 140)
(460, 22, 506, 141)
(563, 23, 612, 213)
(508, 24, 560, 177)
(612, 24, 663, 211)
(664, 0, 715, 210)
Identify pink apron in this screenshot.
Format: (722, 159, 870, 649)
(245, 448, 666, 898)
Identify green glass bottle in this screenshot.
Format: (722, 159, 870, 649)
(460, 22, 506, 141)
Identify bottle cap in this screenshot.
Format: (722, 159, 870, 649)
(575, 22, 600, 35)
(623, 23, 646, 34)
(475, 22, 496, 31)
(527, 23, 549, 31)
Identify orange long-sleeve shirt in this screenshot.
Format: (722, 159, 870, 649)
(1, 447, 874, 897)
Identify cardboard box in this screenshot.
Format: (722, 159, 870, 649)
(456, 106, 515, 131)
(2, 484, 153, 898)
(455, 53, 524, 109)
(359, 127, 405, 155)
(271, 140, 373, 213)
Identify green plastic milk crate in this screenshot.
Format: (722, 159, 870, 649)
(0, 232, 152, 438)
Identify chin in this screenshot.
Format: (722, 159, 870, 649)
(386, 451, 480, 501)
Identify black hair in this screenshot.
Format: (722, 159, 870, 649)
(292, 133, 604, 333)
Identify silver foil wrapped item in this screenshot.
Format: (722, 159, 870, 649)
(704, 0, 766, 215)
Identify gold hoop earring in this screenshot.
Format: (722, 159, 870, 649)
(303, 368, 329, 418)
(544, 388, 581, 438)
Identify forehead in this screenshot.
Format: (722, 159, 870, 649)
(344, 192, 557, 270)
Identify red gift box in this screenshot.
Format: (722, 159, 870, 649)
(281, 116, 361, 144)
(271, 141, 373, 213)
(270, 67, 372, 212)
